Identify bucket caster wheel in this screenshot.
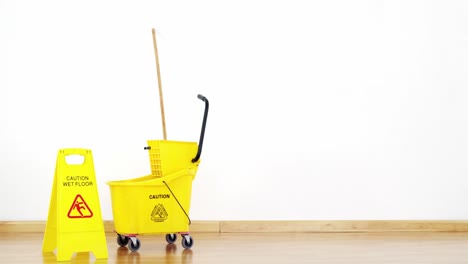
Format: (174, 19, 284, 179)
(181, 235, 194, 249)
(128, 237, 141, 252)
(166, 233, 177, 244)
(117, 234, 129, 247)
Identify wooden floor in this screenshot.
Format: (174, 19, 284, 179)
(3, 232, 468, 263)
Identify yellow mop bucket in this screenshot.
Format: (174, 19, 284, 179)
(107, 94, 209, 252)
(107, 167, 198, 235)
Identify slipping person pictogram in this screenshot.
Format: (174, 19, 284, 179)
(67, 194, 93, 218)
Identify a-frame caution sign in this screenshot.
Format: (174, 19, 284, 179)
(42, 149, 108, 261)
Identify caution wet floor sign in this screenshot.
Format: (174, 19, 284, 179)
(42, 149, 108, 261)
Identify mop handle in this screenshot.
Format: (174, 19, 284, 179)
(152, 28, 167, 140)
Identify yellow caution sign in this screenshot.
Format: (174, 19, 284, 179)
(42, 149, 108, 261)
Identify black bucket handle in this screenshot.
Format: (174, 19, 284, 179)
(192, 94, 209, 163)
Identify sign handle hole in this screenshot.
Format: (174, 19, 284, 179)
(65, 154, 85, 165)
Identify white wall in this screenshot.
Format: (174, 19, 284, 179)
(2, 0, 468, 221)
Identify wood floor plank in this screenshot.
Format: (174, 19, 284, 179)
(3, 232, 468, 263)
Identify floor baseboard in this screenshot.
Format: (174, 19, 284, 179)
(219, 220, 468, 232)
(2, 220, 468, 233)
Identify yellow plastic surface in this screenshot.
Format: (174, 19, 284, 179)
(42, 149, 108, 261)
(107, 169, 197, 235)
(147, 140, 199, 177)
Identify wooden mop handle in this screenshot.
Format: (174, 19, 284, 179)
(152, 28, 167, 140)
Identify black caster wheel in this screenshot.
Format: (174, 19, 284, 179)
(117, 234, 129, 247)
(181, 235, 194, 249)
(128, 237, 141, 252)
(166, 233, 177, 244)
